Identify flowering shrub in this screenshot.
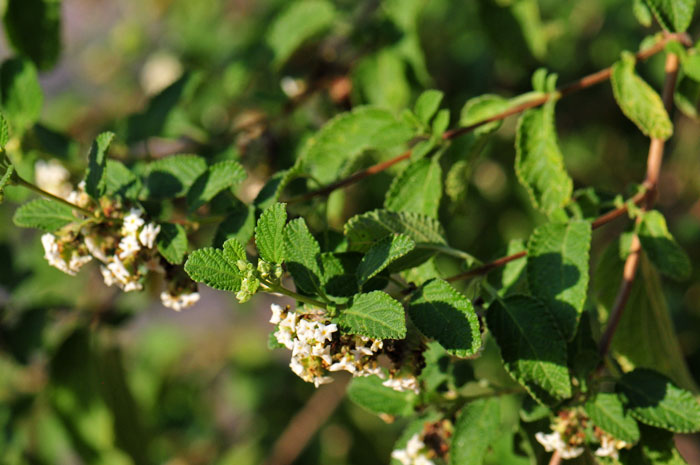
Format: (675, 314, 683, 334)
(3, 0, 700, 464)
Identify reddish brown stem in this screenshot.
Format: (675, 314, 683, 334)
(597, 52, 680, 358)
(548, 450, 562, 465)
(446, 189, 648, 283)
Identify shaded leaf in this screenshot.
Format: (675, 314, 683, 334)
(642, 0, 694, 32)
(186, 160, 246, 211)
(450, 398, 501, 465)
(357, 234, 415, 285)
(283, 218, 323, 296)
(0, 57, 43, 133)
(144, 154, 207, 199)
(345, 209, 446, 252)
(408, 278, 481, 357)
(617, 369, 700, 433)
(157, 223, 188, 265)
(385, 158, 442, 218)
(213, 202, 255, 248)
(84, 132, 115, 199)
(347, 375, 415, 417)
(585, 393, 640, 443)
(3, 0, 61, 70)
(637, 210, 691, 281)
(527, 220, 592, 340)
(414, 89, 444, 124)
(104, 159, 140, 199)
(486, 294, 571, 404)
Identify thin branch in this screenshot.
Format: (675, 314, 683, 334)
(17, 177, 95, 217)
(548, 450, 562, 465)
(264, 376, 350, 465)
(292, 34, 688, 204)
(446, 189, 649, 283)
(597, 51, 680, 358)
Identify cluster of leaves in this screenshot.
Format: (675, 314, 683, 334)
(3, 0, 700, 464)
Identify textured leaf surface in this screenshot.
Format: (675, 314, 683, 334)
(515, 102, 573, 215)
(637, 210, 691, 281)
(611, 51, 673, 140)
(596, 244, 697, 391)
(3, 0, 61, 70)
(13, 198, 77, 231)
(527, 220, 592, 340)
(184, 247, 242, 292)
(339, 291, 406, 339)
(0, 58, 43, 133)
(486, 294, 571, 404)
(347, 375, 415, 417)
(144, 154, 207, 198)
(283, 218, 323, 295)
(384, 158, 442, 217)
(255, 202, 287, 264)
(414, 89, 444, 124)
(0, 164, 14, 202)
(643, 0, 694, 32)
(460, 93, 510, 136)
(157, 223, 188, 265)
(296, 106, 414, 185)
(345, 209, 446, 252)
(617, 369, 700, 433)
(357, 234, 415, 285)
(214, 203, 255, 248)
(354, 49, 410, 112)
(85, 132, 115, 199)
(104, 160, 140, 199)
(0, 112, 9, 148)
(186, 160, 246, 211)
(450, 398, 501, 465)
(267, 0, 336, 66)
(585, 393, 640, 443)
(408, 279, 481, 357)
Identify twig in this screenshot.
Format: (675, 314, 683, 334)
(597, 51, 680, 358)
(285, 33, 686, 205)
(264, 375, 350, 465)
(548, 450, 562, 465)
(446, 188, 649, 283)
(17, 177, 95, 217)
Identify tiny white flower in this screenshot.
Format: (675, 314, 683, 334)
(406, 434, 425, 456)
(289, 356, 305, 376)
(313, 376, 333, 388)
(270, 303, 285, 324)
(292, 340, 312, 357)
(275, 328, 294, 349)
(35, 159, 72, 198)
(279, 312, 297, 331)
(41, 233, 58, 256)
(100, 265, 116, 287)
(68, 252, 92, 273)
(370, 339, 383, 352)
(315, 323, 337, 342)
(107, 257, 130, 283)
(311, 344, 332, 365)
(123, 280, 143, 292)
(138, 222, 160, 248)
(122, 208, 145, 234)
(84, 236, 109, 262)
(391, 449, 411, 465)
(296, 319, 316, 343)
(413, 456, 435, 465)
(118, 235, 141, 259)
(160, 291, 200, 311)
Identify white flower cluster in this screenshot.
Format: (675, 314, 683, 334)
(41, 233, 93, 276)
(160, 290, 201, 311)
(382, 375, 420, 394)
(535, 431, 584, 460)
(391, 433, 435, 465)
(35, 159, 73, 198)
(270, 304, 416, 391)
(96, 208, 161, 293)
(593, 429, 629, 460)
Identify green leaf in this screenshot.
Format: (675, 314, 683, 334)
(283, 218, 323, 296)
(357, 234, 415, 285)
(254, 168, 298, 209)
(144, 154, 208, 199)
(633, 0, 654, 27)
(345, 209, 446, 252)
(674, 75, 700, 119)
(296, 106, 414, 185)
(527, 220, 592, 340)
(184, 246, 243, 292)
(642, 0, 694, 32)
(637, 210, 691, 281)
(354, 49, 411, 112)
(255, 202, 287, 264)
(320, 252, 361, 299)
(610, 51, 673, 140)
(432, 109, 450, 137)
(213, 202, 256, 248)
(596, 243, 697, 391)
(13, 198, 77, 231)
(267, 0, 336, 66)
(450, 398, 501, 465)
(104, 159, 140, 199)
(223, 238, 247, 265)
(617, 369, 700, 433)
(623, 425, 689, 465)
(515, 101, 573, 216)
(384, 158, 442, 218)
(3, 0, 61, 70)
(0, 164, 15, 203)
(186, 160, 246, 211)
(414, 89, 444, 124)
(0, 112, 9, 148)
(347, 375, 416, 417)
(460, 94, 509, 136)
(157, 223, 188, 265)
(84, 132, 115, 199)
(408, 278, 481, 357)
(585, 393, 641, 443)
(0, 57, 43, 133)
(682, 54, 700, 82)
(486, 294, 571, 404)
(338, 291, 406, 339)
